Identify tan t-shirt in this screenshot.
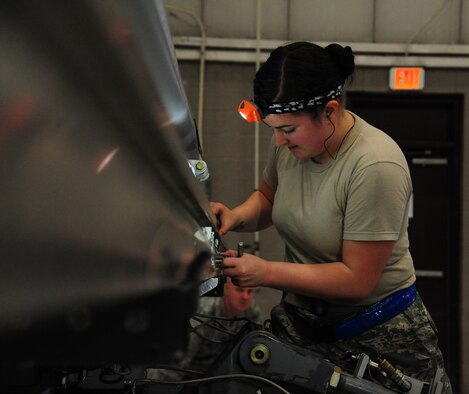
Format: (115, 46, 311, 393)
(263, 112, 416, 311)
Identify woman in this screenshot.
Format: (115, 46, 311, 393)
(210, 42, 451, 392)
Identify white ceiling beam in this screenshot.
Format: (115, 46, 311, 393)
(172, 36, 469, 68)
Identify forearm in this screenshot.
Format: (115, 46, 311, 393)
(264, 261, 375, 300)
(262, 240, 392, 300)
(231, 190, 273, 232)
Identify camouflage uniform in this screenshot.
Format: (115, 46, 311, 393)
(271, 293, 453, 393)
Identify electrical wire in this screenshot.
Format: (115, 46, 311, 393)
(191, 315, 237, 334)
(189, 313, 258, 344)
(190, 318, 244, 344)
(132, 373, 293, 394)
(323, 117, 355, 161)
(145, 364, 204, 376)
(323, 121, 336, 160)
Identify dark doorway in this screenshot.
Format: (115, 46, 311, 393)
(347, 92, 462, 391)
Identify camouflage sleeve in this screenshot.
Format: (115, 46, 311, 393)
(246, 300, 262, 326)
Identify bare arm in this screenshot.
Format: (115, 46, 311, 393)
(222, 239, 394, 300)
(210, 181, 275, 236)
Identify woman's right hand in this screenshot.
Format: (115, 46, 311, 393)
(209, 202, 240, 236)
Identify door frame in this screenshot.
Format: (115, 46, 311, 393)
(346, 92, 462, 391)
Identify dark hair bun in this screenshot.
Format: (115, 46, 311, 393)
(325, 44, 355, 81)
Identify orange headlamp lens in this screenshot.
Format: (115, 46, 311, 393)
(238, 100, 262, 123)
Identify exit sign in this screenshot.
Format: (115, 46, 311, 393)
(389, 67, 425, 90)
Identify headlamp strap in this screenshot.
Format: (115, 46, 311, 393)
(265, 83, 344, 115)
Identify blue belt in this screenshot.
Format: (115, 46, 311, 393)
(333, 284, 417, 341)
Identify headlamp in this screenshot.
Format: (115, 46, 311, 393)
(238, 100, 262, 123)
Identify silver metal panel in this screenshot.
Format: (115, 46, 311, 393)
(0, 0, 215, 364)
(119, 0, 202, 160)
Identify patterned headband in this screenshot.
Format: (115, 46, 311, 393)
(258, 83, 344, 116)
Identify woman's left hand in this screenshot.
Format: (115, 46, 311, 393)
(221, 250, 271, 287)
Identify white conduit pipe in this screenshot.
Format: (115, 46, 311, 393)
(254, 0, 261, 254)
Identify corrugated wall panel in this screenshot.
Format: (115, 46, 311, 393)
(288, 0, 375, 42)
(375, 0, 460, 44)
(460, 0, 469, 44)
(165, 0, 469, 46)
(165, 0, 289, 40)
(257, 0, 289, 40)
(203, 0, 288, 39)
(204, 0, 257, 38)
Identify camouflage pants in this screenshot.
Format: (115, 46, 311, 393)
(271, 294, 452, 393)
